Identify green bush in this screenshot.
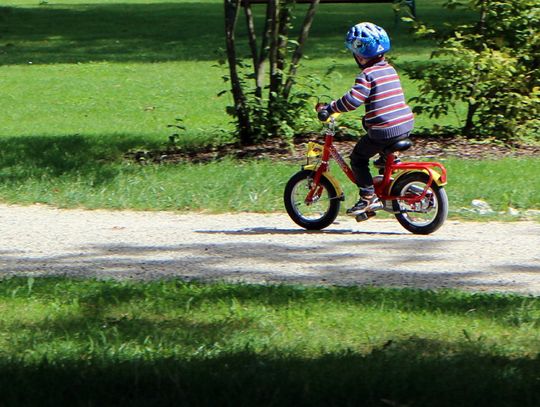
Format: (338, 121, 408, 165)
(405, 0, 540, 143)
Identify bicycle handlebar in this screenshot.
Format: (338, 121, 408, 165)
(317, 109, 330, 122)
(315, 102, 340, 123)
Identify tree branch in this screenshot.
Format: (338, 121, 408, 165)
(268, 0, 279, 100)
(254, 1, 274, 98)
(243, 0, 259, 80)
(283, 0, 320, 99)
(224, 0, 253, 143)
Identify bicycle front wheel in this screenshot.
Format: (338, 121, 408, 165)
(284, 170, 341, 230)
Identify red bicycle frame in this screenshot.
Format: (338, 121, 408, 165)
(306, 126, 447, 206)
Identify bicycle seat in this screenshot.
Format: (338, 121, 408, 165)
(383, 138, 413, 155)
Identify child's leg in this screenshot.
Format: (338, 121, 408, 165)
(347, 135, 387, 215)
(349, 135, 382, 196)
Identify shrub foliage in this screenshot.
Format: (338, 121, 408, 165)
(405, 0, 540, 143)
(223, 0, 322, 145)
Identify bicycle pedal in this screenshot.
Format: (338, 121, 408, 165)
(355, 212, 376, 222)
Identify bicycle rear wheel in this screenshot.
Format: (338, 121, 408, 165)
(284, 170, 341, 230)
(391, 172, 448, 235)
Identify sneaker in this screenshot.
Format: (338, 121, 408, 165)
(346, 195, 383, 215)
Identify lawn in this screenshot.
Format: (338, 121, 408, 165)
(0, 3, 539, 405)
(0, 0, 467, 142)
(0, 155, 539, 216)
(0, 0, 538, 217)
(0, 277, 539, 406)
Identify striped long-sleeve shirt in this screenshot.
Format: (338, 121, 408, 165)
(327, 59, 414, 140)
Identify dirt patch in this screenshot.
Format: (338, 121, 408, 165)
(128, 133, 540, 164)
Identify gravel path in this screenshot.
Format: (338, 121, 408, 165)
(1, 204, 539, 295)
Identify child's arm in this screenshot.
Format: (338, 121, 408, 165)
(326, 73, 371, 114)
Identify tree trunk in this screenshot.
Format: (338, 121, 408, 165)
(225, 0, 254, 144)
(243, 0, 259, 84)
(276, 0, 291, 81)
(463, 102, 478, 138)
(268, 0, 294, 135)
(267, 0, 281, 135)
(224, 0, 318, 143)
(268, 0, 280, 101)
(283, 0, 320, 100)
(254, 2, 273, 99)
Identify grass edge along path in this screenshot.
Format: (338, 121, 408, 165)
(0, 156, 538, 220)
(0, 277, 539, 406)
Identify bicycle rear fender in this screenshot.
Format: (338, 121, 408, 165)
(391, 168, 447, 189)
(303, 165, 344, 198)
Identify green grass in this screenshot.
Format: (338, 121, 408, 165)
(0, 0, 470, 142)
(1, 4, 538, 405)
(0, 61, 232, 141)
(0, 277, 539, 406)
(445, 158, 540, 214)
(0, 144, 538, 217)
(0, 0, 537, 216)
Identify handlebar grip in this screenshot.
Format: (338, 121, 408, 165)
(317, 109, 330, 122)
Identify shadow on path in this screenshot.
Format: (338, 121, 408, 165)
(0, 235, 533, 294)
(196, 226, 406, 236)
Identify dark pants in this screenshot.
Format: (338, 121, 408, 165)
(350, 133, 409, 197)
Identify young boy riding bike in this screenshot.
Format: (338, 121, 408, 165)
(317, 22, 414, 216)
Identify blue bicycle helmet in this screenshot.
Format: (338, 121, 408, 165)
(345, 22, 391, 58)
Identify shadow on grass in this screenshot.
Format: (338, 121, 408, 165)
(0, 133, 157, 183)
(0, 278, 539, 406)
(0, 265, 537, 319)
(0, 2, 475, 65)
(0, 338, 539, 406)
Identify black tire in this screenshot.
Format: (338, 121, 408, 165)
(391, 172, 448, 235)
(284, 170, 341, 230)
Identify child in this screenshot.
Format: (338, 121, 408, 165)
(319, 22, 414, 215)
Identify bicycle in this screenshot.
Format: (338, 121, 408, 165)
(283, 111, 449, 235)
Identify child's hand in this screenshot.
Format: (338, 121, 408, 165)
(315, 103, 327, 112)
